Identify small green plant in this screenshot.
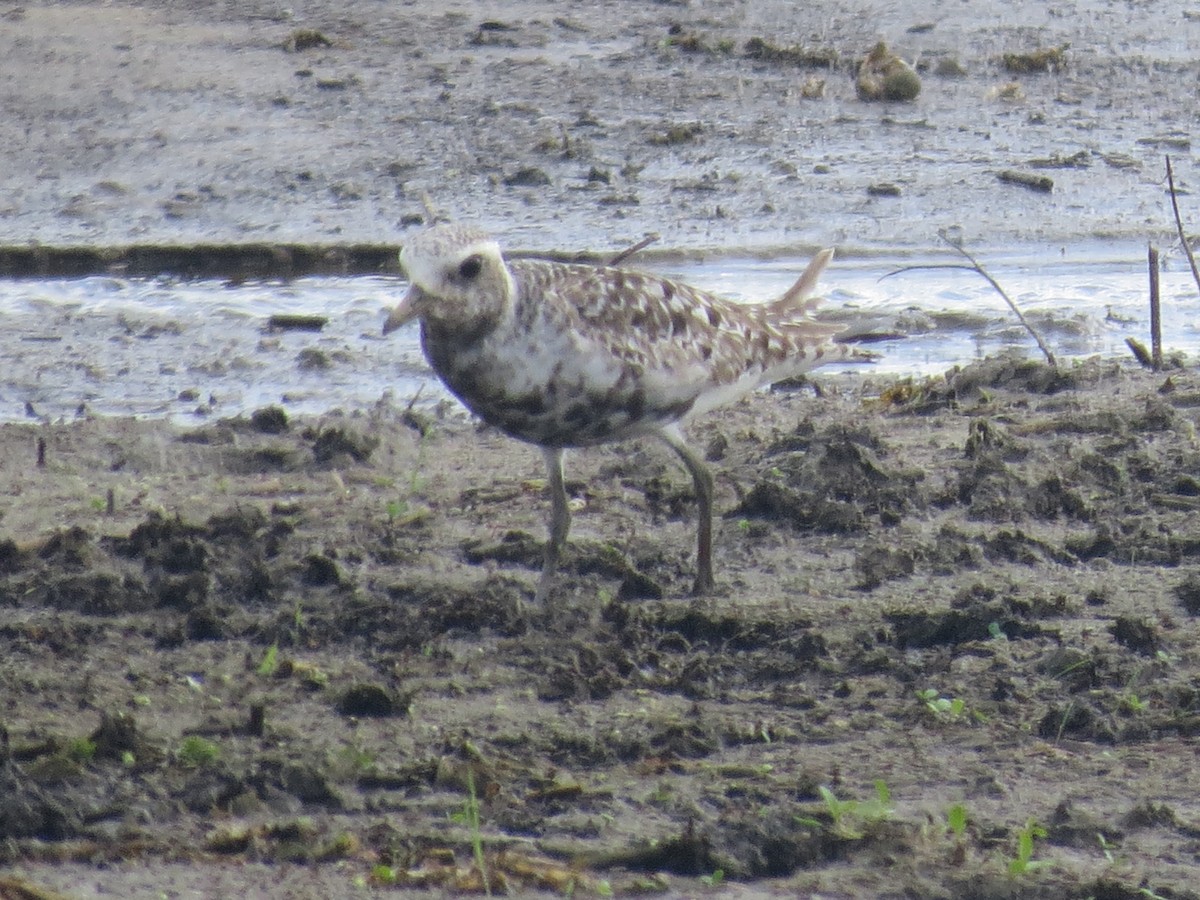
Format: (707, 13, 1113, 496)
(1120, 691, 1148, 713)
(801, 780, 894, 840)
(947, 803, 968, 839)
(66, 737, 97, 763)
(372, 864, 397, 885)
(700, 868, 725, 887)
(450, 770, 491, 896)
(177, 736, 221, 768)
(257, 643, 279, 676)
(918, 688, 965, 718)
(918, 688, 988, 724)
(1007, 818, 1048, 875)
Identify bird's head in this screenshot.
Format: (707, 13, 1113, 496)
(384, 224, 516, 335)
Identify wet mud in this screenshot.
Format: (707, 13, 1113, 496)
(4, 0, 1200, 895)
(2, 0, 1196, 255)
(4, 359, 1200, 897)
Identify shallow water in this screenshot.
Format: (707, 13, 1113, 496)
(0, 245, 1195, 422)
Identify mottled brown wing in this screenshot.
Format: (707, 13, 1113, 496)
(510, 259, 841, 393)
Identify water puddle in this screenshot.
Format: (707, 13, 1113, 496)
(0, 245, 1194, 422)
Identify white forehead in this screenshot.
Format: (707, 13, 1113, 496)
(400, 225, 502, 291)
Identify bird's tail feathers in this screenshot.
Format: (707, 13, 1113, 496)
(771, 248, 835, 315)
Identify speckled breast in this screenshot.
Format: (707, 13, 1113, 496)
(421, 324, 692, 449)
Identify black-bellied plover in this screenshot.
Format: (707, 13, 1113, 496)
(384, 224, 842, 603)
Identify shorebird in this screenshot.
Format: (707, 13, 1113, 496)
(384, 224, 842, 603)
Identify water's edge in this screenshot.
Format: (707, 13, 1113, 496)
(1, 246, 1193, 423)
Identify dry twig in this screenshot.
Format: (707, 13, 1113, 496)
(881, 230, 1057, 367)
(1166, 156, 1200, 296)
(1148, 244, 1162, 371)
(606, 233, 660, 267)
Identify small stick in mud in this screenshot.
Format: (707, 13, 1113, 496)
(36, 436, 46, 468)
(106, 487, 115, 515)
(606, 232, 660, 267)
(1166, 156, 1200, 297)
(997, 169, 1054, 193)
(1126, 337, 1153, 368)
(882, 230, 1057, 367)
(1148, 244, 1162, 371)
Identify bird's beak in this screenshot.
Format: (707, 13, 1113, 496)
(382, 285, 421, 335)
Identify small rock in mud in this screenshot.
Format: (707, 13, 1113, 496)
(280, 764, 343, 808)
(503, 167, 551, 187)
(1047, 798, 1123, 848)
(282, 29, 333, 52)
(0, 760, 78, 840)
(337, 683, 407, 718)
(998, 170, 1054, 193)
(301, 553, 342, 587)
(1036, 647, 1098, 692)
(250, 405, 290, 433)
(38, 526, 94, 568)
(1109, 616, 1161, 656)
(296, 347, 331, 370)
(855, 544, 915, 590)
(944, 356, 1078, 399)
(648, 122, 703, 146)
(743, 37, 838, 69)
(184, 604, 228, 640)
(887, 599, 1051, 648)
(1002, 45, 1068, 73)
(0, 538, 27, 574)
(309, 426, 378, 463)
(1037, 701, 1115, 743)
(1172, 572, 1200, 615)
(90, 711, 150, 761)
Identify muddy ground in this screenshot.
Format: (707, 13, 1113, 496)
(4, 358, 1200, 898)
(5, 0, 1200, 897)
(2, 0, 1198, 262)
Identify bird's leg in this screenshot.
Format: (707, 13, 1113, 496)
(661, 426, 715, 595)
(534, 446, 570, 604)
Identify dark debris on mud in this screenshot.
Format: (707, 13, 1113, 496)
(4, 359, 1200, 896)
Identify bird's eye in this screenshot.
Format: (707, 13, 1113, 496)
(457, 256, 483, 280)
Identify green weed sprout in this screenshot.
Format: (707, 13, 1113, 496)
(947, 803, 968, 839)
(177, 736, 220, 768)
(803, 780, 894, 840)
(257, 643, 279, 676)
(700, 868, 725, 887)
(918, 688, 966, 718)
(1008, 818, 1048, 875)
(918, 688, 988, 723)
(451, 770, 491, 896)
(66, 738, 97, 763)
